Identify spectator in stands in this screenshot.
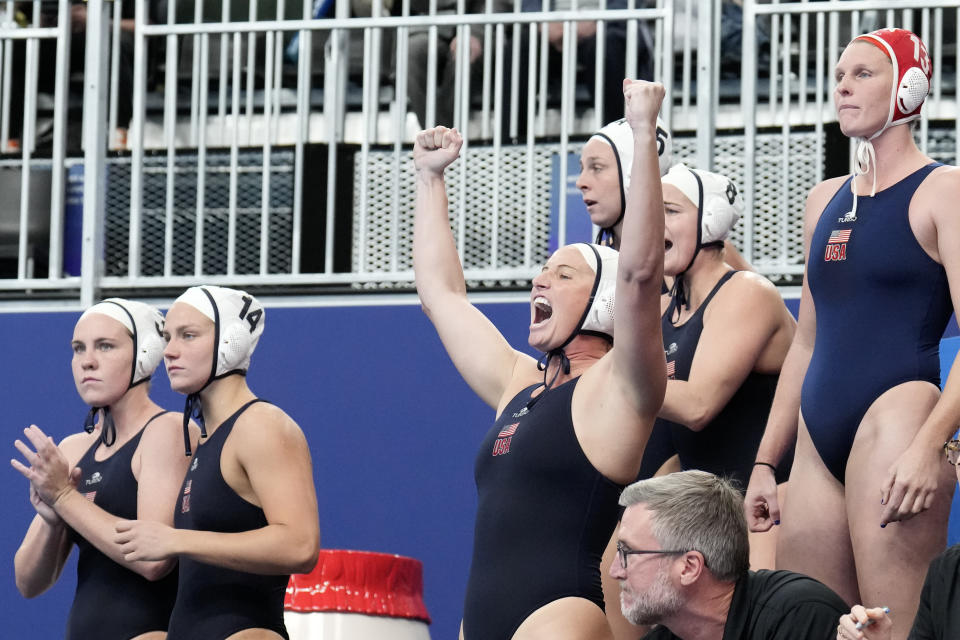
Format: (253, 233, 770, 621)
(744, 28, 960, 640)
(837, 440, 960, 640)
(401, 0, 510, 129)
(612, 470, 848, 640)
(7, 0, 154, 152)
(501, 0, 653, 140)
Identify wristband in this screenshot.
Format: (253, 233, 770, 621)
(753, 461, 777, 473)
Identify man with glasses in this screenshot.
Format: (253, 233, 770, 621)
(611, 470, 846, 639)
(836, 437, 960, 640)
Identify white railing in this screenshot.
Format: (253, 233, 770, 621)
(0, 0, 956, 306)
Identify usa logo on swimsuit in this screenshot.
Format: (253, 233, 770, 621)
(181, 479, 192, 513)
(666, 360, 676, 379)
(824, 229, 851, 262)
(492, 423, 519, 456)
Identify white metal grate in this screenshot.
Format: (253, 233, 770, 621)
(103, 150, 295, 278)
(352, 143, 557, 288)
(676, 130, 822, 280)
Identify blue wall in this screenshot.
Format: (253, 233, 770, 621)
(1, 303, 536, 639)
(2, 302, 959, 638)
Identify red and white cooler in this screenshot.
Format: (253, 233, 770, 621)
(285, 549, 432, 640)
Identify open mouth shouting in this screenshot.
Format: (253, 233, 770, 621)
(532, 296, 553, 326)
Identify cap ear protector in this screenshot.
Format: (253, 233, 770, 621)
(897, 66, 929, 114)
(219, 319, 261, 373)
(135, 318, 166, 384)
(853, 28, 932, 135)
(571, 243, 619, 342)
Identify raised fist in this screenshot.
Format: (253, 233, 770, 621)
(623, 79, 666, 131)
(413, 127, 464, 175)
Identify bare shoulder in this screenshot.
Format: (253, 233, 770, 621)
(806, 176, 848, 217)
(920, 165, 960, 220)
(58, 431, 98, 465)
(140, 411, 190, 457)
(496, 354, 543, 415)
(709, 271, 781, 320)
(233, 401, 308, 450)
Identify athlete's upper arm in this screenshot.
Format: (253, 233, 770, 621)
(681, 275, 785, 424)
(136, 412, 194, 526)
(234, 405, 319, 553)
(929, 169, 960, 312)
(423, 294, 534, 409)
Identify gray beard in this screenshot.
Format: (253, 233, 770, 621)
(621, 566, 685, 627)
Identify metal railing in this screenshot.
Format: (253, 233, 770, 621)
(0, 0, 956, 306)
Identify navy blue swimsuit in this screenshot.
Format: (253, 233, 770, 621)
(66, 412, 177, 640)
(463, 377, 624, 640)
(167, 399, 290, 640)
(654, 271, 790, 489)
(802, 163, 952, 483)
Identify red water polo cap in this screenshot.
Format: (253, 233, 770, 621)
(853, 28, 932, 133)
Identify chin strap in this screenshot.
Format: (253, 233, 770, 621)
(595, 227, 615, 246)
(667, 241, 723, 323)
(526, 348, 571, 411)
(537, 348, 571, 390)
(847, 138, 879, 222)
(666, 274, 689, 323)
(84, 406, 117, 447)
(182, 392, 207, 457)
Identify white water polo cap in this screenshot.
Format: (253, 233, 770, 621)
(661, 164, 743, 317)
(570, 243, 619, 342)
(175, 285, 265, 379)
(534, 242, 619, 394)
(661, 163, 743, 245)
(79, 298, 165, 386)
(590, 116, 673, 195)
(589, 117, 672, 246)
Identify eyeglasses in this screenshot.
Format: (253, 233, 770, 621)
(944, 439, 960, 466)
(616, 541, 687, 570)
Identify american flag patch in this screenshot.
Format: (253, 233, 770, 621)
(828, 229, 851, 244)
(666, 360, 676, 378)
(84, 491, 96, 502)
(498, 423, 519, 438)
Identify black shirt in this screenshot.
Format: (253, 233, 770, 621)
(908, 544, 960, 640)
(642, 570, 848, 640)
